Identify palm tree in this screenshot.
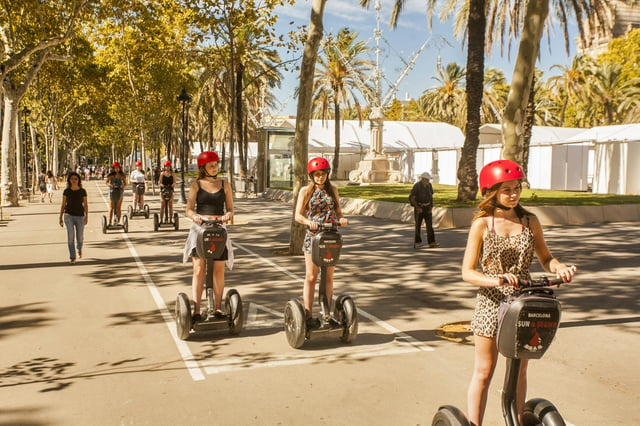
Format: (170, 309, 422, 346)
(419, 62, 467, 128)
(580, 61, 637, 125)
(481, 68, 509, 124)
(547, 55, 589, 126)
(313, 28, 371, 179)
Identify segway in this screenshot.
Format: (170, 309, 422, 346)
(128, 182, 150, 218)
(102, 183, 128, 233)
(284, 222, 358, 349)
(153, 187, 179, 231)
(101, 213, 129, 233)
(175, 218, 244, 340)
(432, 276, 567, 426)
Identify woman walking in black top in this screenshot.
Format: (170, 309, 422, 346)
(59, 171, 88, 264)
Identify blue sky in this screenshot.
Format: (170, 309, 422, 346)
(271, 0, 580, 116)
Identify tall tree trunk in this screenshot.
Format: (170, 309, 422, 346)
(521, 73, 537, 178)
(1, 98, 19, 206)
(208, 106, 214, 149)
(15, 115, 24, 191)
(236, 64, 246, 177)
(456, 0, 485, 202)
(289, 0, 327, 255)
(502, 0, 548, 162)
(332, 100, 340, 180)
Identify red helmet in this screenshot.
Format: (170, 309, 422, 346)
(112, 161, 121, 168)
(307, 157, 330, 175)
(479, 160, 525, 194)
(135, 161, 142, 167)
(197, 151, 220, 167)
(163, 160, 171, 167)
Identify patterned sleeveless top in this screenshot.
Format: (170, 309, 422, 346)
(480, 215, 535, 298)
(302, 188, 338, 253)
(471, 215, 536, 337)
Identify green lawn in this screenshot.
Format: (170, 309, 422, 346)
(273, 183, 640, 208)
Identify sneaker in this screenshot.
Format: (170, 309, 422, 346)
(78, 250, 82, 259)
(428, 242, 441, 248)
(213, 310, 226, 319)
(414, 242, 422, 248)
(192, 313, 202, 323)
(69, 258, 76, 264)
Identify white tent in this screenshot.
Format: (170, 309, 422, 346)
(278, 119, 465, 184)
(566, 124, 640, 195)
(478, 124, 589, 191)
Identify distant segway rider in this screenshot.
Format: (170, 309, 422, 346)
(294, 157, 349, 329)
(462, 160, 577, 426)
(130, 160, 146, 210)
(106, 162, 127, 225)
(159, 160, 176, 222)
(183, 151, 234, 321)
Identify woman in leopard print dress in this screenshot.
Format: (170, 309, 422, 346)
(462, 160, 577, 426)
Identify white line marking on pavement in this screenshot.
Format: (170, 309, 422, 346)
(97, 183, 205, 381)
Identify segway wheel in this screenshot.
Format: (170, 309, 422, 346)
(122, 215, 129, 233)
(175, 293, 191, 340)
(225, 289, 244, 335)
(144, 204, 150, 219)
(284, 299, 306, 349)
(127, 205, 133, 217)
(153, 213, 159, 231)
(101, 215, 107, 234)
(335, 295, 358, 343)
(431, 405, 470, 426)
(523, 398, 566, 426)
(173, 213, 179, 231)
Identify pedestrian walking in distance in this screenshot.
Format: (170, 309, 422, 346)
(58, 171, 88, 264)
(410, 172, 439, 248)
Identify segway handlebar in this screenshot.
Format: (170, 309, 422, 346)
(517, 275, 570, 288)
(200, 217, 227, 226)
(308, 221, 340, 231)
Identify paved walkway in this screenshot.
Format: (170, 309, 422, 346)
(1, 180, 638, 425)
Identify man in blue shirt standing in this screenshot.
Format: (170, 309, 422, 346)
(409, 172, 440, 249)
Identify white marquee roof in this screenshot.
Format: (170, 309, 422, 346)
(566, 124, 640, 143)
(278, 119, 464, 153)
(479, 124, 586, 146)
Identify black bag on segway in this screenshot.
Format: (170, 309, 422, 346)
(134, 182, 145, 195)
(497, 290, 562, 359)
(311, 229, 342, 267)
(161, 187, 173, 201)
(195, 224, 227, 260)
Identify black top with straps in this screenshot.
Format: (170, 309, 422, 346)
(195, 180, 226, 216)
(161, 173, 174, 186)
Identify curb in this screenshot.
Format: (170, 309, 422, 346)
(263, 188, 640, 228)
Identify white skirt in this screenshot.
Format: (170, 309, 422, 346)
(182, 222, 234, 270)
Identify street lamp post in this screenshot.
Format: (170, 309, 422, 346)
(22, 106, 31, 192)
(176, 88, 192, 203)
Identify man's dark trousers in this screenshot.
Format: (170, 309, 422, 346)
(414, 207, 435, 244)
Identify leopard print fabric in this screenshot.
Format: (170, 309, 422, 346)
(470, 216, 535, 337)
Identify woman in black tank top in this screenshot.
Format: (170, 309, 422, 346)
(159, 161, 176, 222)
(183, 151, 234, 321)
